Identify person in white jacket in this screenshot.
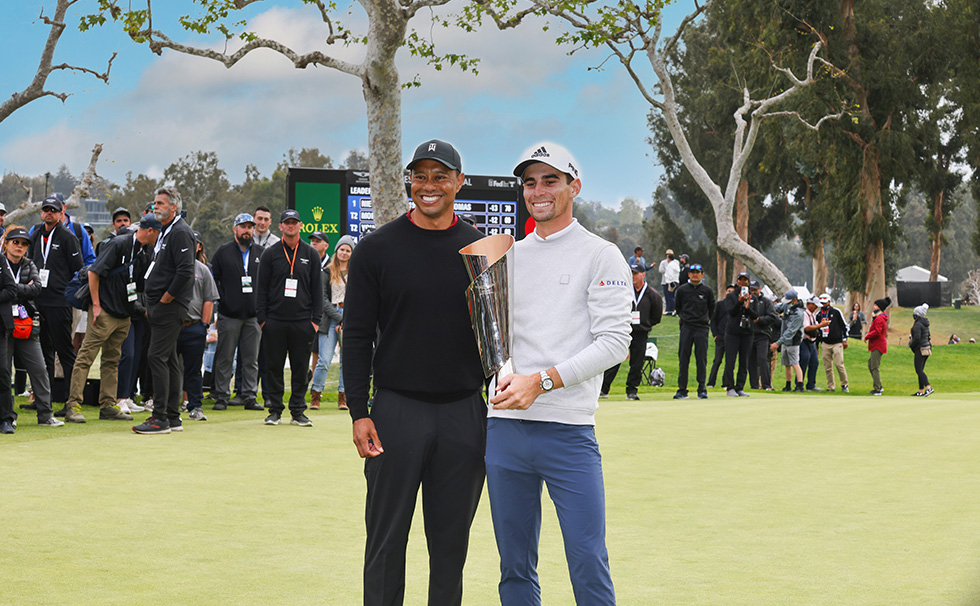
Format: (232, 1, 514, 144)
(487, 142, 632, 606)
(659, 249, 680, 314)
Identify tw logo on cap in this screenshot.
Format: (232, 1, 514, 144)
(428, 143, 437, 152)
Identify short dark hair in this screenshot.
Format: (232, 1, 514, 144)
(634, 246, 643, 253)
(254, 205, 271, 214)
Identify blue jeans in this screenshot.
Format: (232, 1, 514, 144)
(177, 321, 208, 410)
(311, 314, 342, 393)
(800, 340, 819, 389)
(486, 417, 616, 606)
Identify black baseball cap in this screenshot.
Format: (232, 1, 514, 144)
(112, 207, 131, 220)
(309, 231, 329, 243)
(736, 272, 750, 280)
(41, 194, 63, 211)
(138, 215, 163, 231)
(406, 139, 462, 172)
(689, 264, 703, 272)
(5, 227, 30, 243)
(630, 263, 644, 273)
(280, 209, 301, 223)
(749, 280, 760, 289)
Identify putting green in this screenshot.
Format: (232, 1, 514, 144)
(2, 391, 979, 604)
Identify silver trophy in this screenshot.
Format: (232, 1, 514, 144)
(460, 234, 515, 381)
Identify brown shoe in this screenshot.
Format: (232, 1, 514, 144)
(337, 392, 348, 410)
(65, 405, 87, 423)
(309, 390, 321, 410)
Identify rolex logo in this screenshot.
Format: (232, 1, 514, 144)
(312, 206, 324, 221)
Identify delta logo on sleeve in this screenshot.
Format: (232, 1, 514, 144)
(599, 279, 628, 287)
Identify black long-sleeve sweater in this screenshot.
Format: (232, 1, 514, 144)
(211, 240, 264, 319)
(255, 238, 322, 325)
(342, 214, 484, 421)
(144, 216, 196, 307)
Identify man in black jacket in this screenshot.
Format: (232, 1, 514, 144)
(600, 263, 663, 400)
(133, 188, 197, 434)
(748, 281, 779, 391)
(723, 272, 757, 397)
(66, 218, 158, 423)
(673, 263, 715, 399)
(210, 213, 265, 412)
(256, 209, 322, 427)
(29, 194, 84, 413)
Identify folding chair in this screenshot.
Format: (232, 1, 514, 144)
(641, 338, 663, 386)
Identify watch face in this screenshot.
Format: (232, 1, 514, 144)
(542, 377, 554, 390)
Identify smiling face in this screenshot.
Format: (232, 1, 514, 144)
(253, 209, 272, 235)
(409, 159, 464, 229)
(334, 243, 352, 262)
(521, 162, 580, 237)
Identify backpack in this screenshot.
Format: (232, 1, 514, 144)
(65, 264, 94, 309)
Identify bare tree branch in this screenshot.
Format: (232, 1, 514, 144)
(0, 0, 114, 124)
(756, 110, 845, 131)
(139, 28, 363, 77)
(6, 144, 102, 224)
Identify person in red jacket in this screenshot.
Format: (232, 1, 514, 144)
(864, 296, 890, 395)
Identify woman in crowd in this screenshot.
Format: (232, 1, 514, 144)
(310, 235, 355, 411)
(847, 301, 866, 340)
(2, 226, 62, 430)
(863, 297, 890, 396)
(909, 303, 933, 397)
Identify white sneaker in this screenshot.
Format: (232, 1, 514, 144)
(120, 398, 143, 413)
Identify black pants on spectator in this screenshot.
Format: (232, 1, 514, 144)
(363, 388, 486, 606)
(177, 321, 208, 410)
(38, 305, 76, 403)
(723, 333, 753, 392)
(678, 324, 708, 395)
(708, 335, 725, 386)
(262, 319, 315, 416)
(749, 335, 772, 389)
(601, 329, 647, 395)
(913, 350, 930, 390)
(148, 302, 188, 422)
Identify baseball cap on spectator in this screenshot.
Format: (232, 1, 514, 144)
(5, 227, 30, 243)
(144, 202, 155, 214)
(41, 195, 63, 211)
(689, 264, 703, 272)
(280, 209, 301, 223)
(83, 223, 94, 235)
(630, 263, 644, 273)
(818, 293, 831, 305)
(193, 231, 202, 242)
(112, 207, 131, 220)
(234, 213, 255, 227)
(0, 202, 6, 215)
(138, 215, 163, 231)
(736, 272, 750, 280)
(513, 142, 580, 181)
(309, 231, 329, 243)
(749, 280, 760, 289)
(784, 289, 798, 301)
(407, 139, 462, 172)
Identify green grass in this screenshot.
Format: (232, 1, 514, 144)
(2, 312, 980, 604)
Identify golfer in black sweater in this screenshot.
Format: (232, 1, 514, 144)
(343, 139, 485, 606)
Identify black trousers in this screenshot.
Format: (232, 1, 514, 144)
(363, 388, 486, 606)
(749, 335, 772, 389)
(723, 333, 754, 392)
(708, 335, 725, 386)
(147, 302, 188, 421)
(0, 334, 13, 424)
(677, 324, 708, 394)
(262, 318, 315, 415)
(38, 305, 75, 403)
(601, 328, 647, 395)
(913, 350, 930, 389)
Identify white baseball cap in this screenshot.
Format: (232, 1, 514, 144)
(818, 293, 831, 304)
(513, 142, 581, 182)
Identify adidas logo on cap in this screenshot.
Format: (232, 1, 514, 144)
(530, 146, 550, 159)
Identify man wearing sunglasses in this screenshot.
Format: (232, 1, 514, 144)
(673, 263, 715, 399)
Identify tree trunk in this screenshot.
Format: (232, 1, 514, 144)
(732, 178, 749, 277)
(361, 0, 408, 227)
(716, 250, 728, 294)
(812, 241, 828, 295)
(860, 144, 886, 302)
(929, 190, 944, 281)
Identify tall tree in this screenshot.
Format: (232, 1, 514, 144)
(470, 0, 845, 292)
(82, 0, 480, 226)
(162, 151, 232, 228)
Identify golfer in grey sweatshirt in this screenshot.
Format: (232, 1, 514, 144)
(487, 142, 632, 605)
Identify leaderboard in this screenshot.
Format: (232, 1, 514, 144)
(345, 172, 525, 240)
(287, 168, 529, 250)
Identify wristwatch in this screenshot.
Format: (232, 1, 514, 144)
(539, 370, 554, 392)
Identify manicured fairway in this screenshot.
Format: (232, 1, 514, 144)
(3, 390, 980, 605)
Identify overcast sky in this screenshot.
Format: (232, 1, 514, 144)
(1, 1, 693, 208)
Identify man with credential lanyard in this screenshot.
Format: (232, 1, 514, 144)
(65, 217, 159, 423)
(133, 187, 196, 435)
(600, 262, 662, 400)
(210, 213, 265, 412)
